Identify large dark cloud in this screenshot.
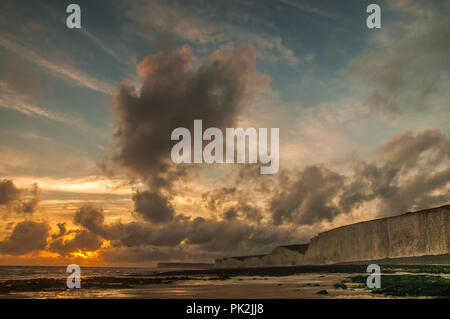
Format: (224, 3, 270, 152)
(110, 45, 266, 185)
(341, 130, 450, 216)
(0, 180, 41, 215)
(51, 223, 68, 241)
(201, 177, 265, 223)
(133, 191, 175, 223)
(375, 129, 450, 169)
(72, 204, 123, 239)
(268, 129, 450, 225)
(202, 187, 237, 211)
(49, 230, 103, 256)
(106, 45, 268, 225)
(71, 203, 305, 261)
(270, 165, 345, 225)
(74, 204, 106, 235)
(0, 221, 49, 255)
(0, 179, 21, 206)
(363, 129, 450, 215)
(19, 183, 40, 214)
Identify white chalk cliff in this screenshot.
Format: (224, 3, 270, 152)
(215, 205, 450, 268)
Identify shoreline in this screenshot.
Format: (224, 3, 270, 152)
(0, 264, 448, 299)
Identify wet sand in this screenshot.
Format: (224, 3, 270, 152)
(124, 274, 376, 299)
(2, 273, 375, 299)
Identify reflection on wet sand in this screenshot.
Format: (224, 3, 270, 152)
(1, 264, 449, 299)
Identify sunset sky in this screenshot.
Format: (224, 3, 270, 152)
(0, 0, 449, 267)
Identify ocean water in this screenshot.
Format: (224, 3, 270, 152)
(0, 265, 176, 298)
(0, 265, 161, 281)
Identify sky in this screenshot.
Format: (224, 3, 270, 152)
(0, 0, 449, 267)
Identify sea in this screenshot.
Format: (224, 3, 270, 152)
(0, 265, 161, 281)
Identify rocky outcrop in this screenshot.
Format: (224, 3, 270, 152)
(215, 205, 450, 268)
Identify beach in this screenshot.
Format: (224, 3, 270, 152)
(1, 265, 448, 299)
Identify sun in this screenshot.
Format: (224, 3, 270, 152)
(71, 250, 98, 259)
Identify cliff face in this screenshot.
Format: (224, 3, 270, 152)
(215, 246, 307, 268)
(305, 205, 449, 264)
(215, 205, 450, 268)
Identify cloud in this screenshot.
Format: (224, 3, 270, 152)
(0, 179, 21, 206)
(0, 82, 74, 124)
(0, 221, 49, 255)
(49, 230, 103, 256)
(129, 0, 218, 45)
(74, 204, 107, 235)
(0, 180, 39, 215)
(126, 0, 299, 65)
(270, 165, 345, 225)
(338, 129, 450, 216)
(264, 129, 450, 225)
(19, 183, 40, 214)
(52, 223, 67, 240)
(201, 186, 263, 223)
(82, 29, 129, 66)
(73, 204, 125, 240)
(133, 191, 175, 223)
(109, 45, 267, 182)
(0, 33, 114, 94)
(375, 129, 450, 169)
(202, 187, 237, 211)
(370, 129, 450, 214)
(0, 139, 101, 179)
(345, 2, 450, 114)
(222, 207, 238, 221)
(279, 0, 341, 20)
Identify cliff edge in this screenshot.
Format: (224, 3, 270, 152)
(215, 205, 450, 268)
